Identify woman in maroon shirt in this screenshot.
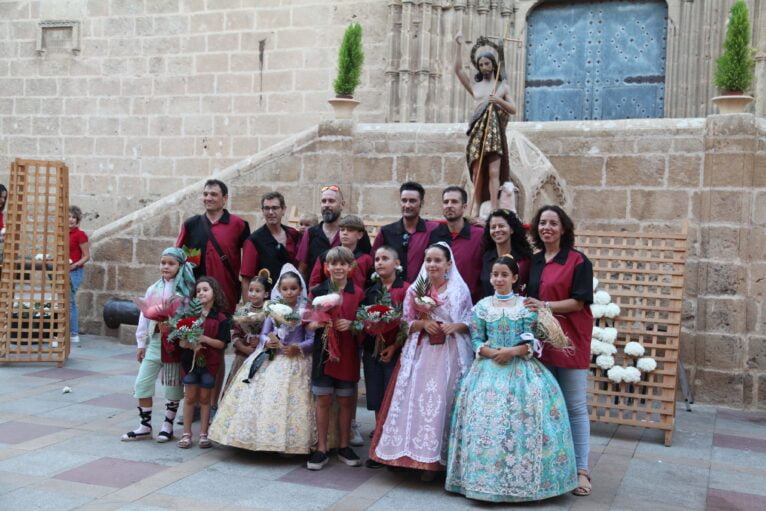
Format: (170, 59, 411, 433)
(523, 205, 594, 497)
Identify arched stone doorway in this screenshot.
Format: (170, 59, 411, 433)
(524, 0, 668, 121)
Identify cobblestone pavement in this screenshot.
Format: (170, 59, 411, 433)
(1, 336, 765, 510)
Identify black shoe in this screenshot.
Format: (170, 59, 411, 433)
(337, 447, 361, 467)
(306, 451, 329, 471)
(365, 458, 383, 469)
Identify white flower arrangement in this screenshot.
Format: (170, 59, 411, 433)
(624, 341, 645, 358)
(594, 290, 611, 305)
(636, 357, 657, 372)
(592, 326, 604, 341)
(415, 296, 437, 307)
(312, 293, 342, 310)
(268, 302, 293, 317)
(600, 327, 618, 344)
(601, 343, 617, 355)
(623, 366, 641, 383)
(596, 354, 615, 370)
(607, 366, 626, 383)
(592, 277, 599, 291)
(604, 303, 621, 318)
(591, 339, 605, 356)
(591, 304, 606, 319)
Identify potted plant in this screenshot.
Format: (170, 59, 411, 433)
(328, 22, 364, 120)
(712, 0, 755, 113)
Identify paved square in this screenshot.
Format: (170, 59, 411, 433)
(0, 335, 764, 510)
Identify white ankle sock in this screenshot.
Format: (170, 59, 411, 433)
(133, 407, 152, 434)
(161, 402, 179, 435)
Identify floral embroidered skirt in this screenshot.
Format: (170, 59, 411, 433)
(445, 357, 577, 502)
(209, 349, 316, 454)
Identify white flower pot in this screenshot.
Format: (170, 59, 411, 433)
(712, 94, 754, 114)
(328, 97, 360, 120)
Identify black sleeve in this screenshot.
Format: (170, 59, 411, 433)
(239, 221, 251, 247)
(216, 318, 232, 346)
(570, 255, 594, 304)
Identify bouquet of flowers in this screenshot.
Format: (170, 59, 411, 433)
(181, 245, 201, 268)
(167, 298, 205, 371)
(411, 276, 444, 345)
(233, 301, 269, 335)
(353, 287, 406, 356)
(265, 299, 301, 358)
(303, 288, 344, 362)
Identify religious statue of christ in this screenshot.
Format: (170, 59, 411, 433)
(454, 33, 516, 216)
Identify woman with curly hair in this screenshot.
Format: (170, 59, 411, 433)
(480, 208, 533, 298)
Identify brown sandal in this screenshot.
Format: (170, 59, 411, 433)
(572, 469, 591, 496)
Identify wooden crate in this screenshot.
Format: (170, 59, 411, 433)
(578, 229, 688, 446)
(0, 159, 70, 366)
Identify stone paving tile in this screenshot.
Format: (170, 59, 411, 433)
(0, 396, 73, 416)
(206, 449, 304, 480)
(716, 409, 766, 425)
(27, 367, 100, 380)
(0, 420, 63, 443)
(54, 456, 168, 488)
(708, 466, 766, 497)
(714, 417, 766, 439)
(0, 486, 93, 510)
(706, 488, 766, 511)
(37, 402, 125, 424)
(611, 458, 708, 510)
(0, 446, 99, 477)
(713, 432, 766, 453)
(637, 426, 713, 460)
(711, 445, 766, 470)
(51, 431, 206, 465)
(278, 461, 376, 491)
(83, 392, 139, 409)
(32, 385, 119, 404)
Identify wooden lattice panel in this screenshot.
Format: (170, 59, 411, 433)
(0, 159, 70, 366)
(579, 229, 687, 446)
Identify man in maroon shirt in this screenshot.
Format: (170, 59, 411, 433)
(371, 181, 438, 283)
(176, 179, 250, 312)
(176, 179, 250, 416)
(241, 191, 301, 288)
(428, 186, 485, 302)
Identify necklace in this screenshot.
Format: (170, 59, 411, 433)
(494, 291, 515, 300)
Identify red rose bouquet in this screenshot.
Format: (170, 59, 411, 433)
(411, 275, 444, 345)
(168, 298, 205, 371)
(353, 287, 406, 356)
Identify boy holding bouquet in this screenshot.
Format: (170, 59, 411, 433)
(306, 246, 365, 470)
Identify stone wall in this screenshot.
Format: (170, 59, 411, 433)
(0, 0, 388, 227)
(79, 114, 766, 408)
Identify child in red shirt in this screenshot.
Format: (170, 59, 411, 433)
(69, 206, 90, 344)
(309, 215, 373, 290)
(307, 246, 365, 470)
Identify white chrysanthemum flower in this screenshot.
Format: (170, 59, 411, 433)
(604, 303, 621, 318)
(594, 290, 611, 305)
(623, 366, 641, 383)
(607, 366, 625, 383)
(592, 277, 599, 291)
(596, 354, 615, 370)
(592, 326, 604, 341)
(637, 357, 657, 372)
(268, 303, 293, 316)
(601, 343, 617, 355)
(591, 304, 606, 318)
(624, 341, 645, 357)
(600, 327, 618, 344)
(591, 339, 605, 356)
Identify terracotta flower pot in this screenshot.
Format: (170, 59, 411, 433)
(712, 93, 753, 114)
(327, 97, 360, 120)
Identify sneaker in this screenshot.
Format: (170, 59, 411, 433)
(349, 421, 364, 447)
(337, 447, 362, 467)
(365, 458, 383, 469)
(70, 334, 80, 344)
(306, 451, 329, 471)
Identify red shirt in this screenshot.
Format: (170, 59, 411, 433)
(309, 279, 365, 382)
(526, 247, 594, 369)
(309, 248, 373, 290)
(429, 220, 486, 302)
(176, 210, 250, 314)
(372, 218, 439, 283)
(69, 227, 89, 265)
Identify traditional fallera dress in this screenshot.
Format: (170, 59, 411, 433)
(224, 304, 267, 394)
(209, 265, 316, 454)
(369, 244, 474, 471)
(445, 298, 577, 502)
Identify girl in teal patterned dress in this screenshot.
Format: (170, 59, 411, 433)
(446, 255, 577, 502)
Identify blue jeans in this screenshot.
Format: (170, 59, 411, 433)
(547, 366, 590, 471)
(69, 267, 84, 335)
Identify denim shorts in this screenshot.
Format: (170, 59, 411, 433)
(182, 367, 215, 389)
(311, 374, 356, 397)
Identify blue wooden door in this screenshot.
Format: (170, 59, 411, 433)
(524, 0, 667, 121)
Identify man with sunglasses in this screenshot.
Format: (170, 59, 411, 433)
(241, 191, 301, 290)
(371, 181, 438, 283)
(297, 185, 371, 279)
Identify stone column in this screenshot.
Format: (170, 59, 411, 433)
(755, 51, 766, 117)
(694, 113, 761, 407)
